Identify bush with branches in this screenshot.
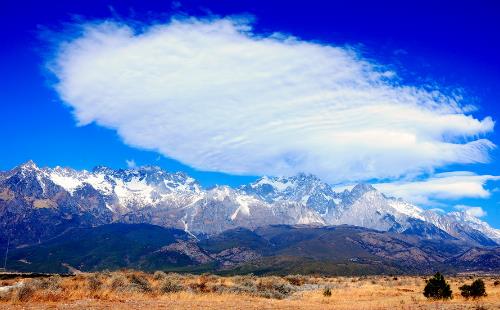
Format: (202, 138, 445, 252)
(459, 279, 487, 299)
(323, 287, 332, 297)
(423, 272, 452, 300)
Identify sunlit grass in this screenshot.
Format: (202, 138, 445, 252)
(0, 271, 498, 309)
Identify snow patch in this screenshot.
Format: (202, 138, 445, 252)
(49, 172, 83, 194)
(231, 195, 255, 220)
(388, 199, 424, 220)
(252, 176, 292, 191)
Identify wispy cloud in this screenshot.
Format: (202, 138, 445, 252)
(374, 172, 499, 206)
(48, 16, 495, 183)
(454, 204, 487, 217)
(125, 159, 137, 168)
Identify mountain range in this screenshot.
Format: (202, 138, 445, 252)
(0, 161, 499, 274)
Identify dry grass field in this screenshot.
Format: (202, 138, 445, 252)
(0, 271, 499, 309)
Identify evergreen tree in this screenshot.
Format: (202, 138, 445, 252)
(459, 279, 487, 299)
(423, 272, 452, 299)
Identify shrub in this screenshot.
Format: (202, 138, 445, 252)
(459, 284, 472, 299)
(285, 275, 306, 286)
(227, 276, 295, 300)
(153, 271, 167, 281)
(0, 290, 12, 302)
(257, 277, 293, 297)
(159, 278, 183, 294)
(188, 275, 210, 293)
(110, 274, 128, 291)
(10, 276, 66, 302)
(127, 274, 152, 293)
(13, 285, 34, 302)
(30, 276, 61, 291)
(201, 273, 219, 282)
(87, 274, 102, 293)
(210, 282, 228, 294)
(233, 275, 256, 288)
(494, 280, 500, 286)
(228, 276, 259, 296)
(323, 287, 332, 297)
(226, 283, 257, 296)
(423, 272, 452, 300)
(257, 289, 287, 299)
(459, 279, 487, 299)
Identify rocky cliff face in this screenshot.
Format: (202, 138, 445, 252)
(0, 161, 113, 246)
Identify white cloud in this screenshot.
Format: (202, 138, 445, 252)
(125, 159, 137, 168)
(48, 16, 495, 183)
(374, 172, 500, 206)
(454, 205, 487, 217)
(429, 208, 446, 214)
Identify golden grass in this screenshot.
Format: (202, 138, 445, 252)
(0, 271, 498, 309)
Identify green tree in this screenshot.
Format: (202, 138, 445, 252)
(459, 279, 487, 299)
(423, 272, 453, 300)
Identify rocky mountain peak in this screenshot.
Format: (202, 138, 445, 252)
(92, 165, 115, 174)
(17, 160, 39, 171)
(245, 173, 330, 196)
(350, 183, 376, 198)
(294, 172, 322, 182)
(1, 161, 499, 247)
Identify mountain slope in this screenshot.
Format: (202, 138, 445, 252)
(0, 161, 498, 249)
(240, 173, 339, 215)
(6, 223, 496, 275)
(6, 223, 194, 273)
(244, 177, 499, 246)
(0, 161, 113, 246)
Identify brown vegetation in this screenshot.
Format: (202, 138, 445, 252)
(0, 271, 499, 309)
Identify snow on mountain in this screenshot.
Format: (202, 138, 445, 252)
(47, 165, 204, 212)
(49, 167, 115, 195)
(448, 212, 500, 243)
(328, 189, 398, 231)
(422, 210, 500, 245)
(14, 162, 321, 235)
(241, 173, 339, 214)
(387, 198, 425, 221)
(181, 185, 324, 235)
(1, 161, 499, 246)
(243, 178, 499, 246)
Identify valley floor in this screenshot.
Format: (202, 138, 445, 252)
(0, 272, 499, 309)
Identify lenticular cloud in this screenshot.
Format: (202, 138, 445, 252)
(374, 172, 500, 205)
(49, 17, 495, 183)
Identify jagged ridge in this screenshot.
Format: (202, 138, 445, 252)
(0, 161, 498, 248)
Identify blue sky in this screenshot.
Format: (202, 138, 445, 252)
(1, 0, 499, 226)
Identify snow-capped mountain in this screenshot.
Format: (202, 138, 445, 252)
(0, 161, 498, 247)
(240, 173, 340, 215)
(48, 164, 203, 211)
(244, 176, 500, 245)
(323, 184, 499, 244)
(0, 161, 323, 244)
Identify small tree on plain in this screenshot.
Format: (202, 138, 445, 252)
(459, 279, 487, 299)
(423, 272, 453, 300)
(323, 287, 332, 297)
